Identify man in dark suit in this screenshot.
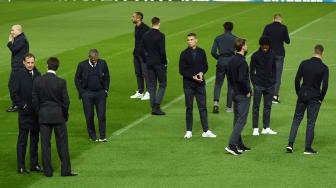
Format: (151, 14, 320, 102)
(10, 53, 42, 174)
(286, 45, 328, 155)
(262, 14, 290, 104)
(211, 22, 237, 113)
(142, 17, 167, 115)
(130, 12, 150, 100)
(225, 38, 251, 156)
(7, 24, 29, 112)
(179, 33, 216, 139)
(75, 49, 110, 142)
(32, 57, 77, 177)
(250, 36, 277, 136)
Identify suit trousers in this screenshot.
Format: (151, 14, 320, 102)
(82, 90, 107, 140)
(288, 99, 321, 149)
(213, 58, 233, 108)
(147, 64, 167, 108)
(17, 122, 39, 169)
(252, 85, 274, 129)
(184, 84, 209, 132)
(133, 55, 149, 94)
(40, 123, 71, 177)
(229, 95, 251, 146)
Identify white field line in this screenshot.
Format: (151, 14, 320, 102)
(109, 11, 334, 137)
(0, 4, 260, 100)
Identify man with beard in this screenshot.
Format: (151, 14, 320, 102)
(130, 12, 150, 100)
(10, 53, 42, 174)
(225, 38, 251, 156)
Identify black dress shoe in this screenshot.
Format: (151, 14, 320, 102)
(30, 165, 43, 172)
(304, 148, 318, 155)
(61, 172, 78, 177)
(6, 105, 18, 112)
(213, 105, 219, 113)
(151, 104, 166, 116)
(18, 168, 29, 174)
(152, 110, 166, 115)
(237, 145, 251, 152)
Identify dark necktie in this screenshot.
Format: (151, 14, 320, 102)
(29, 71, 33, 79)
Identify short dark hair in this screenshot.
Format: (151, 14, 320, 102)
(187, 33, 197, 38)
(234, 38, 246, 52)
(135, 12, 144, 20)
(89, 49, 99, 57)
(223, 22, 233, 31)
(259, 36, 271, 46)
(151, 17, 160, 25)
(314, 44, 324, 55)
(47, 57, 60, 71)
(23, 53, 35, 61)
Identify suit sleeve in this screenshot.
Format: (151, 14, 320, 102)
(238, 62, 251, 94)
(202, 50, 208, 74)
(272, 54, 277, 85)
(160, 34, 167, 65)
(104, 61, 110, 91)
(249, 54, 256, 85)
(32, 79, 40, 114)
(179, 52, 193, 79)
(284, 26, 290, 44)
(295, 63, 303, 96)
(211, 39, 219, 60)
(320, 66, 329, 101)
(262, 25, 269, 37)
(62, 80, 70, 122)
(10, 72, 25, 108)
(7, 37, 26, 53)
(74, 63, 84, 99)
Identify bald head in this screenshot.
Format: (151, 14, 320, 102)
(11, 24, 23, 37)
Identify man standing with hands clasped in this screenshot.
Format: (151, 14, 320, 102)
(10, 53, 42, 174)
(179, 33, 216, 139)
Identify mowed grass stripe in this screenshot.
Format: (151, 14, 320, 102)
(110, 8, 336, 138)
(0, 2, 232, 188)
(26, 4, 336, 188)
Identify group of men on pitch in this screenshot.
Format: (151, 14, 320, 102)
(8, 23, 113, 176)
(130, 12, 329, 156)
(6, 12, 329, 176)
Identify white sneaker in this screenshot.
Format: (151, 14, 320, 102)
(184, 131, 192, 139)
(202, 130, 216, 138)
(140, 91, 150, 100)
(226, 107, 233, 113)
(266, 128, 278, 135)
(261, 128, 278, 135)
(130, 91, 144, 99)
(98, 138, 108, 142)
(252, 128, 259, 136)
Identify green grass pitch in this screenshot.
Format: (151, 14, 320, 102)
(0, 1, 336, 187)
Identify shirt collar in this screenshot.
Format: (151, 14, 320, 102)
(47, 70, 56, 75)
(88, 59, 97, 67)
